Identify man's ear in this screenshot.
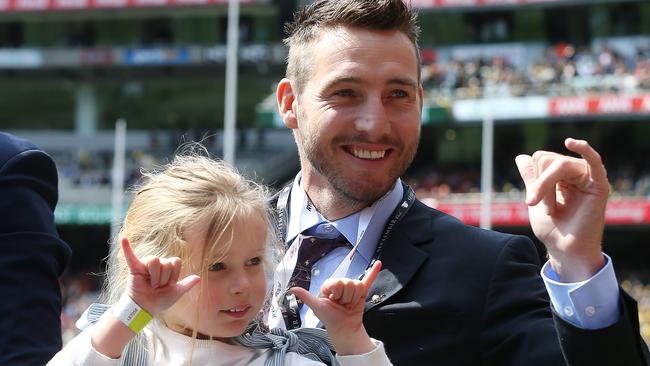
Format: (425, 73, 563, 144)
(277, 78, 298, 129)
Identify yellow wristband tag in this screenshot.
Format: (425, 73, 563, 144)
(112, 296, 153, 334)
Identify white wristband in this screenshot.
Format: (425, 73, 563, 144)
(112, 295, 152, 334)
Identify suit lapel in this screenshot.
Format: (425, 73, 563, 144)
(273, 183, 436, 312)
(365, 203, 433, 311)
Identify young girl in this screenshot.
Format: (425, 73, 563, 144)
(48, 153, 390, 366)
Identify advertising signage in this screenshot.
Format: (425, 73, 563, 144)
(0, 0, 254, 12)
(409, 0, 585, 8)
(434, 199, 650, 227)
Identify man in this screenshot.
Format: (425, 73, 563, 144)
(268, 0, 650, 365)
(0, 132, 71, 365)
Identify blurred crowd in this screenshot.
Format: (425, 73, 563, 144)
(59, 274, 101, 345)
(51, 130, 218, 189)
(405, 166, 650, 204)
(57, 149, 650, 200)
(423, 42, 650, 99)
(54, 149, 155, 189)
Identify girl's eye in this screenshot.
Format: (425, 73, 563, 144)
(247, 257, 262, 266)
(208, 262, 225, 271)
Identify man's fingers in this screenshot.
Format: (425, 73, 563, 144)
(564, 138, 608, 183)
(121, 238, 147, 274)
(516, 154, 556, 210)
(519, 138, 608, 208)
(515, 154, 536, 203)
(532, 157, 585, 204)
(361, 260, 382, 291)
(539, 186, 557, 215)
(522, 149, 588, 208)
(515, 155, 533, 187)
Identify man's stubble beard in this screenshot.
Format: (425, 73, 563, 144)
(294, 125, 419, 211)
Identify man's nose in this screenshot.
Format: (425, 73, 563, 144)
(354, 96, 391, 139)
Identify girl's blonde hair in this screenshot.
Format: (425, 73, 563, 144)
(100, 148, 278, 316)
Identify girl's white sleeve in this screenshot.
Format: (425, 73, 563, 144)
(47, 328, 121, 366)
(335, 339, 393, 366)
(284, 338, 393, 366)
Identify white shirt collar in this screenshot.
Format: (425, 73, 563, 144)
(285, 172, 404, 262)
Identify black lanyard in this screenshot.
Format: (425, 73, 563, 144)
(275, 181, 416, 264)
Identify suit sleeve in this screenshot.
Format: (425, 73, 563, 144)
(0, 147, 72, 366)
(479, 235, 567, 365)
(553, 289, 650, 365)
(479, 236, 649, 366)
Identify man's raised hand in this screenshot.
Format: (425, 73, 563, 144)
(515, 138, 610, 282)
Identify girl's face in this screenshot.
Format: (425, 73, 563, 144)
(163, 216, 268, 340)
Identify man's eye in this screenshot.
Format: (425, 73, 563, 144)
(209, 262, 225, 271)
(391, 89, 408, 97)
(247, 257, 262, 266)
(334, 89, 354, 97)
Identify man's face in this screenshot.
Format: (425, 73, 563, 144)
(287, 26, 422, 207)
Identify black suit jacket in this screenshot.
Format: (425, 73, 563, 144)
(0, 132, 71, 366)
(273, 186, 649, 366)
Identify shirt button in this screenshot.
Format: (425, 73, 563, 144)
(311, 267, 320, 276)
(563, 306, 574, 317)
(585, 306, 596, 317)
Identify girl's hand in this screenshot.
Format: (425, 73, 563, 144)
(88, 239, 201, 359)
(291, 260, 382, 355)
(121, 237, 200, 315)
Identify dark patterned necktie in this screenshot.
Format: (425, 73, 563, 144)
(288, 232, 350, 291)
(282, 232, 350, 329)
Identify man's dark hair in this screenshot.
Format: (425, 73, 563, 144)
(283, 0, 421, 95)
